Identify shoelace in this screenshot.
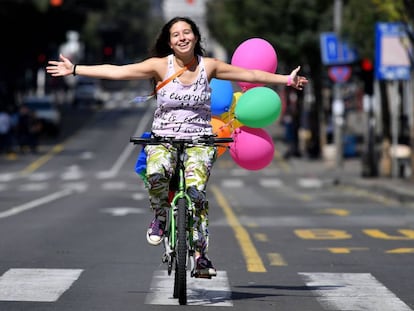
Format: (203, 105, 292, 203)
(150, 219, 161, 233)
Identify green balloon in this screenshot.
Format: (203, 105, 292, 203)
(235, 87, 281, 128)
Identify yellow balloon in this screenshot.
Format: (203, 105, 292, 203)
(220, 92, 244, 130)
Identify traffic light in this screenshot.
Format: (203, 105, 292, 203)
(50, 0, 63, 6)
(103, 46, 113, 57)
(361, 58, 374, 95)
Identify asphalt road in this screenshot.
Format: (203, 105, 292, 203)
(0, 97, 413, 310)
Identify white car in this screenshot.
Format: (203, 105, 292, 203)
(22, 95, 61, 137)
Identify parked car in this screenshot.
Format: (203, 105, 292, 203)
(22, 95, 61, 137)
(73, 77, 104, 108)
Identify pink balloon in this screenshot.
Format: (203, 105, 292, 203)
(229, 126, 274, 170)
(231, 38, 278, 92)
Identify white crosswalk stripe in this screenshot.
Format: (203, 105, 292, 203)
(259, 178, 284, 187)
(27, 172, 54, 181)
(220, 179, 244, 188)
(300, 272, 413, 311)
(297, 177, 323, 188)
(18, 182, 49, 192)
(145, 270, 233, 306)
(0, 269, 411, 308)
(0, 172, 18, 182)
(61, 165, 84, 181)
(0, 268, 83, 302)
(0, 172, 329, 193)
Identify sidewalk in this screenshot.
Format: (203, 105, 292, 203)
(282, 154, 414, 204)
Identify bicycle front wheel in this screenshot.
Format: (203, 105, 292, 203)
(176, 196, 188, 305)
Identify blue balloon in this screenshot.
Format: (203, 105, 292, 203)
(210, 78, 233, 115)
(135, 131, 151, 186)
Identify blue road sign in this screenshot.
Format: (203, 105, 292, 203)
(320, 32, 358, 65)
(375, 22, 411, 80)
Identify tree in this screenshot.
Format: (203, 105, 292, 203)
(206, 0, 413, 161)
(0, 0, 162, 107)
(206, 0, 334, 158)
(342, 0, 414, 176)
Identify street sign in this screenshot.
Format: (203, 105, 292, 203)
(328, 66, 352, 83)
(320, 32, 358, 65)
(375, 22, 412, 80)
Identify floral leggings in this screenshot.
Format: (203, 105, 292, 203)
(145, 143, 217, 255)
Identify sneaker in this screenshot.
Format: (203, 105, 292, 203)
(194, 255, 217, 278)
(146, 218, 165, 246)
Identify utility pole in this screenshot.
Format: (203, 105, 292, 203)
(333, 0, 344, 169)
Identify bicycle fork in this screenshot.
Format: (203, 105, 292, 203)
(162, 173, 196, 277)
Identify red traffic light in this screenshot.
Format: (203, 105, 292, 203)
(361, 58, 373, 71)
(37, 53, 46, 63)
(103, 46, 113, 56)
(50, 0, 63, 6)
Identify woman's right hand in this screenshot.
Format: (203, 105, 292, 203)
(46, 54, 74, 77)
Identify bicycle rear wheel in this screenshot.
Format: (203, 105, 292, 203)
(175, 197, 188, 305)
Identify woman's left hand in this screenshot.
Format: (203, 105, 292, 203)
(289, 66, 309, 91)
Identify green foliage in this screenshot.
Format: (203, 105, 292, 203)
(372, 0, 405, 21)
(207, 0, 413, 68)
(81, 0, 159, 62)
(206, 0, 333, 71)
(342, 0, 413, 60)
(342, 0, 380, 60)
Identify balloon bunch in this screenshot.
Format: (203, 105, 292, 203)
(210, 38, 282, 170)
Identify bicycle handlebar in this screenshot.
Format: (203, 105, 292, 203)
(129, 135, 233, 146)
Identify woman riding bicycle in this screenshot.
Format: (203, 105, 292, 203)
(46, 16, 308, 278)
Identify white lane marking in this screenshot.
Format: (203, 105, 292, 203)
(297, 178, 323, 188)
(0, 173, 17, 182)
(27, 172, 54, 181)
(61, 165, 84, 181)
(259, 178, 283, 188)
(18, 182, 49, 192)
(230, 169, 250, 176)
(101, 181, 141, 191)
(79, 151, 95, 160)
(101, 181, 128, 190)
(101, 207, 146, 216)
(299, 272, 413, 311)
(0, 188, 74, 219)
(221, 179, 244, 188)
(96, 106, 153, 179)
(63, 182, 89, 192)
(132, 192, 146, 200)
(145, 270, 233, 306)
(0, 268, 83, 302)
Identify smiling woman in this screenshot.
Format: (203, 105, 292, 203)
(46, 15, 308, 279)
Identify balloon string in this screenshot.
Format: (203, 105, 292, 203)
(222, 118, 234, 128)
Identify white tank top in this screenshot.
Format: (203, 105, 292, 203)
(151, 54, 213, 138)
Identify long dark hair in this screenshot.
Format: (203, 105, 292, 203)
(149, 16, 206, 93)
(149, 16, 206, 57)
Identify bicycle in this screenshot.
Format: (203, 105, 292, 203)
(130, 134, 233, 305)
